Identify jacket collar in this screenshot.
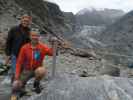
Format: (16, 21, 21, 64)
(28, 42, 41, 49)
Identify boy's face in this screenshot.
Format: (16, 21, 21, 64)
(30, 34, 40, 45)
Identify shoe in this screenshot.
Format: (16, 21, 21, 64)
(33, 80, 42, 94)
(10, 94, 18, 100)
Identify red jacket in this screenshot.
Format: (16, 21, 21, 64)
(15, 42, 53, 80)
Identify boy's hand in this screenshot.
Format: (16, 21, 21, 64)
(12, 80, 22, 89)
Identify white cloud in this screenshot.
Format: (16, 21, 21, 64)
(50, 0, 133, 14)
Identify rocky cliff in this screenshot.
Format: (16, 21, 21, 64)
(62, 12, 76, 38)
(0, 0, 75, 49)
(14, 0, 66, 32)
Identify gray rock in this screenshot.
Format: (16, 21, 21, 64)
(100, 66, 120, 76)
(28, 74, 133, 100)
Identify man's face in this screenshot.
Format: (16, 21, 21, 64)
(21, 17, 32, 27)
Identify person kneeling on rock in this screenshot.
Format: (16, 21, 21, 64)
(12, 31, 58, 97)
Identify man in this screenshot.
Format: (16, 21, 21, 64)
(12, 32, 57, 98)
(5, 15, 32, 81)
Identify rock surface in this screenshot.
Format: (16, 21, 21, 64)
(28, 74, 133, 100)
(0, 53, 132, 100)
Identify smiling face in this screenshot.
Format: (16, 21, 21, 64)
(30, 32, 40, 46)
(21, 15, 32, 28)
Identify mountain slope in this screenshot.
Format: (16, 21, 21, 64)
(92, 10, 133, 64)
(76, 8, 125, 26)
(97, 10, 133, 50)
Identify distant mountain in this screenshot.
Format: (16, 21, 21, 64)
(97, 11, 133, 46)
(92, 10, 133, 64)
(102, 10, 133, 35)
(97, 10, 133, 48)
(76, 8, 125, 26)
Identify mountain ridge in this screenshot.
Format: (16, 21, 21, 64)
(76, 7, 125, 26)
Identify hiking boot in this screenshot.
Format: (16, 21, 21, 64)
(19, 89, 27, 97)
(33, 80, 42, 94)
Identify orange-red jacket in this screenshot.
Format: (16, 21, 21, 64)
(15, 42, 53, 80)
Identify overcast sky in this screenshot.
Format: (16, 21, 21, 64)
(49, 0, 133, 14)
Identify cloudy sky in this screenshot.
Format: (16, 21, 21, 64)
(49, 0, 133, 14)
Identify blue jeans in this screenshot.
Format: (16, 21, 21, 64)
(6, 55, 17, 83)
(11, 55, 16, 74)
